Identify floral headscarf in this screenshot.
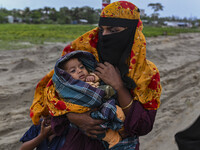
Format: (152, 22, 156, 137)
(30, 1, 161, 125)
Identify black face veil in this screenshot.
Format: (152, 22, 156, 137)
(97, 17, 138, 90)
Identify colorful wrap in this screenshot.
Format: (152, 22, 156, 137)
(30, 1, 161, 125)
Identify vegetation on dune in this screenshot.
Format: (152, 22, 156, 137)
(0, 24, 200, 50)
(143, 26, 200, 37)
(0, 24, 96, 43)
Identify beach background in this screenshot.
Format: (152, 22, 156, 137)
(0, 31, 199, 149)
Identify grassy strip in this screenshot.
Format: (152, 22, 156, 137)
(0, 24, 200, 50)
(0, 24, 96, 44)
(143, 26, 200, 37)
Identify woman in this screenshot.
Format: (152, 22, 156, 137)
(30, 1, 162, 149)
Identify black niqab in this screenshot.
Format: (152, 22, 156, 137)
(97, 17, 138, 90)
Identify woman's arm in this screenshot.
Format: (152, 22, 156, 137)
(124, 100, 157, 136)
(20, 121, 52, 150)
(95, 62, 157, 136)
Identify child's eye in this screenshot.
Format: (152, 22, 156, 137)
(80, 65, 85, 69)
(70, 69, 75, 73)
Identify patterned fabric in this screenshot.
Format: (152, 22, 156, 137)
(109, 135, 139, 150)
(30, 1, 161, 126)
(90, 99, 123, 131)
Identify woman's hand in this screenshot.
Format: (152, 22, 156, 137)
(66, 111, 105, 138)
(95, 62, 123, 91)
(95, 62, 134, 115)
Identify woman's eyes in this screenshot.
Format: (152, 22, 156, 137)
(110, 28, 120, 33)
(99, 27, 118, 33)
(99, 26, 127, 34)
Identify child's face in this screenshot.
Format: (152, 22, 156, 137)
(64, 58, 89, 81)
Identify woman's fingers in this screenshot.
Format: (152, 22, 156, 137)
(95, 67, 104, 74)
(104, 62, 112, 67)
(89, 128, 105, 135)
(85, 126, 106, 138)
(92, 119, 105, 126)
(97, 63, 106, 69)
(115, 67, 121, 75)
(85, 132, 97, 138)
(92, 124, 105, 131)
(41, 120, 45, 127)
(95, 62, 114, 75)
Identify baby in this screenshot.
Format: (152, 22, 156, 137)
(61, 56, 100, 87)
(60, 55, 115, 99)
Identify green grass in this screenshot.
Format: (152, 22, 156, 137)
(143, 26, 200, 37)
(0, 24, 200, 50)
(0, 24, 96, 50)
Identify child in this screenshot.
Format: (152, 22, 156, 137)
(51, 50, 125, 148)
(59, 53, 115, 99)
(20, 115, 67, 150)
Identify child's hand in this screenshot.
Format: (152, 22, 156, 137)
(86, 75, 95, 82)
(39, 120, 52, 138)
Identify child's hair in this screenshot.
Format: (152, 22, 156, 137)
(58, 55, 84, 71)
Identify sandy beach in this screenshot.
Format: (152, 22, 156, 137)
(0, 33, 199, 150)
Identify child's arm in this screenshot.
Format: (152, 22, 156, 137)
(20, 120, 52, 150)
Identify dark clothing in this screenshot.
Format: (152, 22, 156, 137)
(20, 123, 67, 150)
(175, 115, 200, 150)
(52, 100, 157, 150)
